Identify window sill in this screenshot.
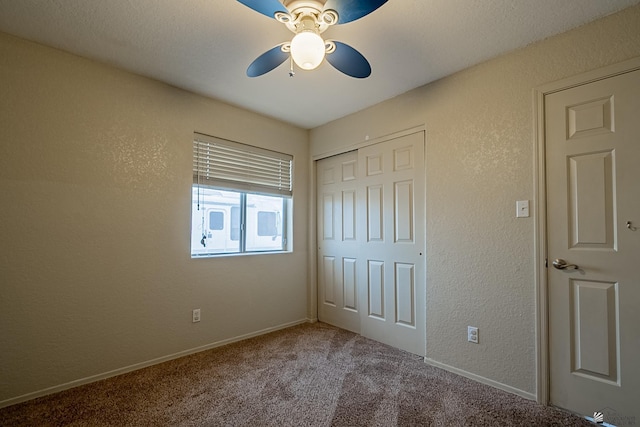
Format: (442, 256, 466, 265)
(190, 250, 292, 259)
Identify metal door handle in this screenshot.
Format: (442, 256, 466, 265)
(552, 258, 579, 270)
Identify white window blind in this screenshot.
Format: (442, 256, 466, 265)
(193, 133, 293, 197)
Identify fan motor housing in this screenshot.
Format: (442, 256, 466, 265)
(277, 1, 338, 34)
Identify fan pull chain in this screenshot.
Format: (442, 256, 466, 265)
(289, 56, 295, 77)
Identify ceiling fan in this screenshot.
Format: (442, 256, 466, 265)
(237, 0, 388, 78)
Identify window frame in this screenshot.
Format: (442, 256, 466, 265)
(191, 133, 292, 258)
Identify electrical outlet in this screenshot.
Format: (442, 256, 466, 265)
(468, 326, 479, 344)
(192, 309, 201, 323)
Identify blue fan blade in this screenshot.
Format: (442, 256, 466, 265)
(247, 44, 289, 77)
(237, 0, 287, 19)
(326, 41, 371, 78)
(323, 0, 388, 24)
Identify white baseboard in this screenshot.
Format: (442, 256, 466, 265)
(424, 357, 536, 401)
(1, 318, 310, 409)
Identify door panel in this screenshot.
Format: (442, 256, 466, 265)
(546, 69, 639, 420)
(367, 185, 384, 241)
(568, 151, 615, 249)
(343, 258, 357, 310)
(395, 181, 414, 242)
(368, 260, 385, 319)
(321, 256, 336, 305)
(317, 151, 360, 333)
(570, 279, 618, 383)
(322, 194, 334, 240)
(343, 190, 356, 241)
(395, 263, 415, 327)
(358, 132, 426, 356)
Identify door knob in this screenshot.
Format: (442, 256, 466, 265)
(552, 258, 579, 270)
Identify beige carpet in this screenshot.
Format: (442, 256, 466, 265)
(0, 322, 592, 426)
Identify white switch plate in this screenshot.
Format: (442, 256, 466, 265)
(516, 200, 529, 218)
(192, 309, 201, 323)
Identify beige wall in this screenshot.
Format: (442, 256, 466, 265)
(310, 5, 640, 396)
(0, 32, 309, 404)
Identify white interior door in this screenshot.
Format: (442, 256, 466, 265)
(357, 132, 426, 356)
(317, 151, 360, 333)
(546, 69, 640, 421)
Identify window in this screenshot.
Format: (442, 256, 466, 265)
(191, 133, 292, 257)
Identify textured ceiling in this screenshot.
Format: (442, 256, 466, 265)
(0, 0, 638, 129)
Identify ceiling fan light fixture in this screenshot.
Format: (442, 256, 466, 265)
(290, 30, 325, 70)
(238, 0, 388, 78)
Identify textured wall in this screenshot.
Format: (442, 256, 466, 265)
(310, 5, 640, 395)
(0, 33, 309, 403)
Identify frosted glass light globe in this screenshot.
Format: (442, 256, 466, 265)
(290, 31, 325, 70)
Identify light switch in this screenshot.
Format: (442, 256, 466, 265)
(516, 200, 529, 218)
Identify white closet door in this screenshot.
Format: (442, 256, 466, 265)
(357, 132, 426, 356)
(317, 151, 360, 333)
(316, 131, 426, 356)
